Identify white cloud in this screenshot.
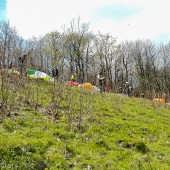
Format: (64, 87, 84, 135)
(6, 0, 170, 43)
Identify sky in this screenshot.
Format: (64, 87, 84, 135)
(0, 0, 6, 20)
(0, 0, 170, 43)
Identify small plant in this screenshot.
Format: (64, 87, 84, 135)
(135, 141, 148, 153)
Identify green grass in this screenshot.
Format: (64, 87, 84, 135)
(0, 77, 170, 169)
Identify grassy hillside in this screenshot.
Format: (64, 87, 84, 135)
(0, 76, 170, 169)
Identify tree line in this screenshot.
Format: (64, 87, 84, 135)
(0, 19, 170, 99)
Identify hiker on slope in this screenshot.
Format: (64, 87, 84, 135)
(52, 67, 59, 79)
(97, 72, 106, 92)
(18, 54, 27, 75)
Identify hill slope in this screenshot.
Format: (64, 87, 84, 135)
(0, 78, 170, 169)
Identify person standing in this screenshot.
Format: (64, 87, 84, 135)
(124, 82, 133, 97)
(140, 92, 145, 98)
(52, 67, 59, 79)
(97, 72, 106, 92)
(18, 54, 27, 75)
(71, 74, 76, 82)
(9, 61, 13, 69)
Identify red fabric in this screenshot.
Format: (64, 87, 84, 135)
(106, 85, 111, 91)
(66, 81, 79, 86)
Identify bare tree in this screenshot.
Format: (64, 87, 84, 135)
(63, 18, 91, 83)
(94, 33, 118, 90)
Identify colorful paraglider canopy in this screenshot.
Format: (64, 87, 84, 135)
(26, 69, 36, 75)
(66, 81, 79, 86)
(27, 69, 51, 81)
(78, 83, 94, 89)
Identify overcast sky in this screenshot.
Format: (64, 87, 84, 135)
(0, 0, 170, 43)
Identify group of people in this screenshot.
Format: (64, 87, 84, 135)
(69, 71, 133, 96)
(18, 54, 59, 79)
(17, 54, 132, 96)
(97, 72, 133, 96)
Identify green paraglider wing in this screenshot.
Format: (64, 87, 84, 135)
(26, 69, 36, 75)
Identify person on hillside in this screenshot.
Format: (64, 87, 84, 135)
(52, 67, 59, 79)
(9, 61, 13, 69)
(18, 54, 27, 75)
(162, 93, 168, 103)
(140, 92, 145, 99)
(97, 72, 106, 92)
(124, 82, 133, 97)
(71, 74, 76, 82)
